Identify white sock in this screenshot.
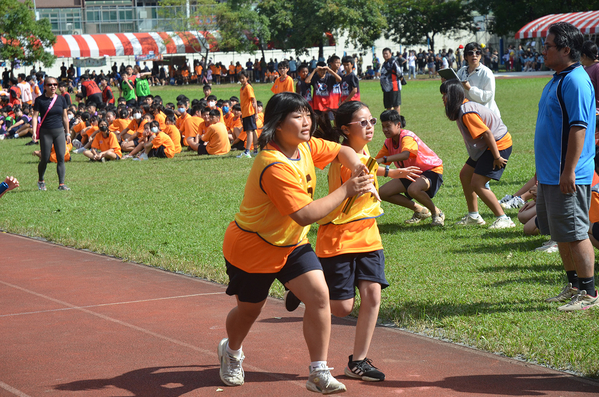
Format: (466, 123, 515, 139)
(497, 214, 508, 220)
(226, 342, 243, 359)
(468, 212, 479, 217)
(310, 361, 327, 372)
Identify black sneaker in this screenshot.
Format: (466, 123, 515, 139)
(58, 184, 71, 191)
(344, 355, 385, 381)
(25, 140, 38, 146)
(284, 289, 301, 312)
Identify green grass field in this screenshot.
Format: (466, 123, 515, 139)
(1, 76, 598, 378)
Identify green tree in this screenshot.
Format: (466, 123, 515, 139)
(0, 0, 55, 74)
(215, 0, 270, 60)
(384, 0, 475, 53)
(476, 0, 599, 37)
(258, 0, 387, 59)
(157, 0, 219, 68)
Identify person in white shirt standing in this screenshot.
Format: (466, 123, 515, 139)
(456, 42, 501, 117)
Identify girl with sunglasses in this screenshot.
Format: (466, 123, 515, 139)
(286, 101, 420, 383)
(456, 42, 501, 117)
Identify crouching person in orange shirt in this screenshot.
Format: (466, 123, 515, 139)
(198, 109, 231, 156)
(82, 119, 122, 162)
(126, 121, 176, 160)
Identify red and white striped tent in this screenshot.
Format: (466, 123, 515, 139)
(516, 10, 599, 39)
(46, 31, 217, 58)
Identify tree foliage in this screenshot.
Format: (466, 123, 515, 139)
(257, 0, 387, 58)
(476, 0, 599, 37)
(384, 0, 475, 53)
(215, 0, 270, 58)
(0, 0, 55, 70)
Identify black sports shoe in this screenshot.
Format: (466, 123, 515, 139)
(284, 289, 301, 312)
(25, 140, 38, 146)
(344, 355, 385, 381)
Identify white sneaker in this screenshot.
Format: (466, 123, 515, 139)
(535, 240, 558, 253)
(557, 290, 599, 311)
(217, 338, 245, 386)
(501, 196, 525, 209)
(499, 194, 513, 204)
(139, 153, 149, 161)
(0, 134, 4, 140)
(236, 151, 251, 158)
(489, 216, 516, 229)
(72, 139, 83, 149)
(306, 367, 346, 394)
(456, 214, 486, 226)
(74, 147, 87, 154)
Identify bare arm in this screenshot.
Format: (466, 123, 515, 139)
(62, 109, 71, 143)
(327, 67, 342, 82)
(481, 129, 506, 170)
(305, 68, 318, 84)
(560, 126, 587, 194)
(31, 110, 39, 143)
(376, 150, 410, 164)
(289, 145, 371, 226)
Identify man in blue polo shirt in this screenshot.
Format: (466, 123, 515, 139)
(535, 22, 598, 311)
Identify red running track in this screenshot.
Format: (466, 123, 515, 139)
(1, 232, 598, 396)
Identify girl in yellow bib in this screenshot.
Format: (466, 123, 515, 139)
(286, 101, 421, 383)
(219, 92, 374, 394)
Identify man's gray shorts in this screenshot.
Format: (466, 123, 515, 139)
(536, 183, 591, 242)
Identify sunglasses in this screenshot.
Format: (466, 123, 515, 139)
(46, 83, 58, 87)
(467, 50, 482, 57)
(348, 118, 377, 127)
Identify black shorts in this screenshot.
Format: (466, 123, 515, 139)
(197, 143, 209, 155)
(320, 250, 389, 301)
(148, 145, 166, 158)
(465, 146, 512, 181)
(383, 90, 401, 108)
(231, 141, 245, 151)
(400, 170, 443, 200)
(225, 244, 323, 303)
(133, 137, 139, 147)
(242, 115, 257, 132)
(592, 223, 599, 240)
(87, 93, 103, 107)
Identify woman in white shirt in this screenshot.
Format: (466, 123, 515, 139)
(456, 42, 501, 117)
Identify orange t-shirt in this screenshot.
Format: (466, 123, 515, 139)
(240, 84, 256, 118)
(235, 65, 243, 74)
(163, 124, 182, 154)
(91, 131, 122, 157)
(462, 112, 512, 151)
(72, 121, 87, 136)
(256, 112, 264, 137)
(271, 75, 294, 94)
(84, 125, 99, 139)
(152, 131, 176, 158)
(50, 141, 72, 163)
(176, 112, 190, 145)
(154, 112, 166, 130)
(222, 138, 341, 273)
(127, 118, 147, 138)
(184, 116, 203, 139)
(228, 65, 235, 75)
(202, 122, 231, 155)
(110, 118, 129, 133)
